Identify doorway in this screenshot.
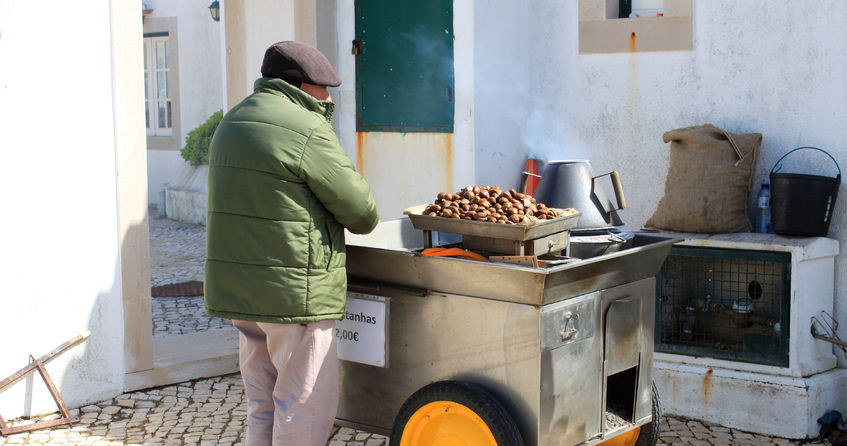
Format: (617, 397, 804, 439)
(118, 1, 236, 392)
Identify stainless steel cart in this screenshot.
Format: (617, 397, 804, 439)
(338, 231, 679, 446)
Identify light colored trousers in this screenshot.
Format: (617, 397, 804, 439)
(232, 319, 339, 446)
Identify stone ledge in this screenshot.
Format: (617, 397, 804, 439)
(654, 361, 847, 439)
(165, 188, 207, 226)
(163, 164, 208, 225)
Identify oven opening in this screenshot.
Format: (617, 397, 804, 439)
(605, 366, 638, 430)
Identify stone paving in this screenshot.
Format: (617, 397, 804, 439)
(152, 296, 231, 337)
(656, 417, 827, 446)
(148, 216, 205, 288)
(148, 215, 231, 337)
(0, 374, 389, 446)
(0, 373, 829, 445)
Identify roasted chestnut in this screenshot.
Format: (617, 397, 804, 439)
(424, 186, 562, 226)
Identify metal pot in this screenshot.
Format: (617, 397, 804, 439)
(533, 160, 627, 230)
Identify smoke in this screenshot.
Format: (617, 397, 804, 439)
(473, 1, 592, 188)
(394, 24, 454, 92)
(522, 108, 591, 166)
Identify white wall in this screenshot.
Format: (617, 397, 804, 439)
(473, 0, 530, 188)
(0, 1, 127, 417)
(148, 150, 185, 207)
(145, 0, 223, 203)
(242, 0, 297, 95)
(475, 2, 847, 365)
(147, 158, 172, 207)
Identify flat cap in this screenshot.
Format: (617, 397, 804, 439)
(261, 41, 341, 87)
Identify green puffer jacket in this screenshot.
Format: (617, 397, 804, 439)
(204, 77, 379, 324)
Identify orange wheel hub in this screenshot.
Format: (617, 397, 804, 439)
(598, 427, 641, 446)
(400, 401, 498, 446)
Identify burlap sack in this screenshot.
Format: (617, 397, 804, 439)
(645, 124, 762, 233)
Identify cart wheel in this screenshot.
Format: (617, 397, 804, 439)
(390, 380, 524, 446)
(633, 383, 661, 446)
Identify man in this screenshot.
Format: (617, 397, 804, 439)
(204, 41, 379, 446)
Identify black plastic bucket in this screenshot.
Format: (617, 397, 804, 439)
(769, 147, 841, 236)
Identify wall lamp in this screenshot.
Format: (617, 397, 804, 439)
(208, 1, 220, 22)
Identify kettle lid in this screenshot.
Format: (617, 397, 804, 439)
(546, 159, 591, 166)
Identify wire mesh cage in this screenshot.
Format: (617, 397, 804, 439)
(655, 246, 790, 366)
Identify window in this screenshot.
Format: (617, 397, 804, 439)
(142, 18, 180, 151)
(578, 0, 692, 53)
(144, 34, 173, 137)
(354, 0, 454, 133)
(616, 0, 664, 19)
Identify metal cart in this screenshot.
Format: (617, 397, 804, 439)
(337, 219, 678, 446)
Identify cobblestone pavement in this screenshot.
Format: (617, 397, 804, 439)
(148, 216, 231, 337)
(0, 374, 828, 446)
(656, 417, 827, 446)
(148, 216, 205, 288)
(152, 296, 231, 337)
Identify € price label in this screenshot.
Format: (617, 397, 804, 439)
(337, 293, 389, 367)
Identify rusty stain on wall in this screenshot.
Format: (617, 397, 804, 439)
(625, 32, 639, 188)
(702, 368, 713, 406)
(356, 132, 365, 174)
(444, 134, 454, 193)
(354, 132, 456, 219)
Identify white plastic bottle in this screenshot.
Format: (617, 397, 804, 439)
(755, 183, 772, 233)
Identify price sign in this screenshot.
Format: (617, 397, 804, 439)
(336, 292, 389, 367)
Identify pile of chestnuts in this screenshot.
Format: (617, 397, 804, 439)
(423, 185, 561, 224)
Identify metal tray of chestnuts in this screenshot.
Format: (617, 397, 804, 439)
(403, 186, 581, 241)
(405, 205, 580, 241)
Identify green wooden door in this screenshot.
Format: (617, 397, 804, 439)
(354, 0, 454, 133)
